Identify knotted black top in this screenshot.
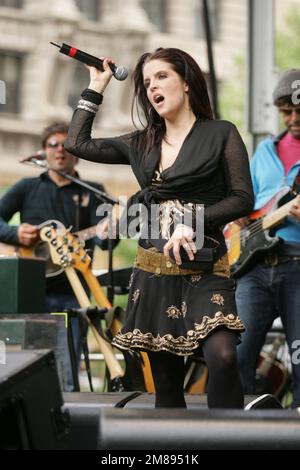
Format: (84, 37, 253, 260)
(65, 88, 254, 256)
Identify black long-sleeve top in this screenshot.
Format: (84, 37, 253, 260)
(65, 89, 254, 256)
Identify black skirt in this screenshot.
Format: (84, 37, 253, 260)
(112, 252, 244, 356)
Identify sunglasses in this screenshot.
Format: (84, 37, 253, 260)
(46, 140, 65, 149)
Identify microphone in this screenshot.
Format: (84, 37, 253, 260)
(19, 150, 47, 163)
(50, 42, 128, 81)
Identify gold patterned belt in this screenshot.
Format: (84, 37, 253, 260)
(135, 245, 230, 276)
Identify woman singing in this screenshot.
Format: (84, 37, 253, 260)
(65, 47, 254, 408)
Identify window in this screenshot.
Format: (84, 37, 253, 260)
(68, 62, 90, 110)
(74, 0, 100, 21)
(194, 0, 219, 40)
(0, 53, 22, 114)
(0, 0, 22, 7)
(141, 0, 166, 32)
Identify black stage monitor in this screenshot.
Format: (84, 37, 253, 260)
(0, 349, 69, 449)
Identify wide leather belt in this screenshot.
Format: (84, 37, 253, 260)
(264, 252, 300, 266)
(134, 245, 230, 276)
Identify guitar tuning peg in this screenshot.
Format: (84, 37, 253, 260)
(45, 229, 52, 238)
(51, 222, 57, 229)
(51, 239, 58, 246)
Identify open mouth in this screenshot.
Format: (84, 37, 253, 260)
(154, 94, 164, 104)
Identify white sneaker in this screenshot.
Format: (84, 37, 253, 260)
(245, 394, 283, 410)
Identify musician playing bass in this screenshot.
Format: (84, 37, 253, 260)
(236, 70, 300, 408)
(0, 121, 117, 391)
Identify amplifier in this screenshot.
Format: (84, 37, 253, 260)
(0, 257, 45, 313)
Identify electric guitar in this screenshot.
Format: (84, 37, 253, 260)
(224, 187, 298, 277)
(255, 333, 290, 399)
(40, 223, 125, 392)
(0, 219, 98, 278)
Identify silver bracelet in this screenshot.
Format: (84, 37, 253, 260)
(77, 98, 99, 114)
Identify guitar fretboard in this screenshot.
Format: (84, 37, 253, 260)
(262, 198, 295, 230)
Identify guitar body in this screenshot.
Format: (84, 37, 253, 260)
(0, 219, 65, 277)
(226, 226, 281, 278)
(256, 353, 290, 399)
(224, 187, 293, 277)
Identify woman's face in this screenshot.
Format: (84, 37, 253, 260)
(143, 59, 189, 120)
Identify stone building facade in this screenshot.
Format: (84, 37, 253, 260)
(0, 0, 294, 194)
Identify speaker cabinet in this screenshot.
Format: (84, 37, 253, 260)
(0, 350, 69, 449)
(0, 257, 46, 313)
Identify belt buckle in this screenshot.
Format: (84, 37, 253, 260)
(265, 252, 278, 266)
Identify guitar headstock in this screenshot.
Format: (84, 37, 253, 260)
(40, 223, 91, 273)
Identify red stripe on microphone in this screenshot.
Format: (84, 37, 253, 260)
(69, 47, 77, 57)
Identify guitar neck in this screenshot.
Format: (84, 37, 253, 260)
(262, 198, 295, 230)
(83, 268, 156, 393)
(76, 225, 97, 242)
(83, 269, 112, 309)
(64, 267, 124, 380)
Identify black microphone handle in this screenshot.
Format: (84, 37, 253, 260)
(60, 43, 113, 73)
(51, 42, 128, 81)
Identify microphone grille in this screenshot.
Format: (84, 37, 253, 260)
(114, 66, 128, 81)
(36, 150, 47, 160)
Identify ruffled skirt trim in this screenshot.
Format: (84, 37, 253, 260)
(112, 311, 244, 356)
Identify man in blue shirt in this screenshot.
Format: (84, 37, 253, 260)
(236, 70, 300, 407)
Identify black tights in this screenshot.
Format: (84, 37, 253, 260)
(147, 329, 244, 408)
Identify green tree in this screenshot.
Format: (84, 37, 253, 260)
(276, 10, 300, 70)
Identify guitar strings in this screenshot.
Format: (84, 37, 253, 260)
(226, 198, 295, 249)
(225, 218, 264, 249)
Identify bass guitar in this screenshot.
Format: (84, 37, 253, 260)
(224, 187, 298, 277)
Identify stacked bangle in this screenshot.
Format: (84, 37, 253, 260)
(77, 98, 99, 114)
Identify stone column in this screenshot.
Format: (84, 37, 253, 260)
(101, 0, 152, 30)
(21, 2, 81, 121)
(23, 0, 80, 20)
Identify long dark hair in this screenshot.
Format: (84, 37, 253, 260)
(131, 48, 214, 153)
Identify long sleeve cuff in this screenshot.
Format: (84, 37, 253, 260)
(81, 88, 103, 105)
(0, 224, 19, 245)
